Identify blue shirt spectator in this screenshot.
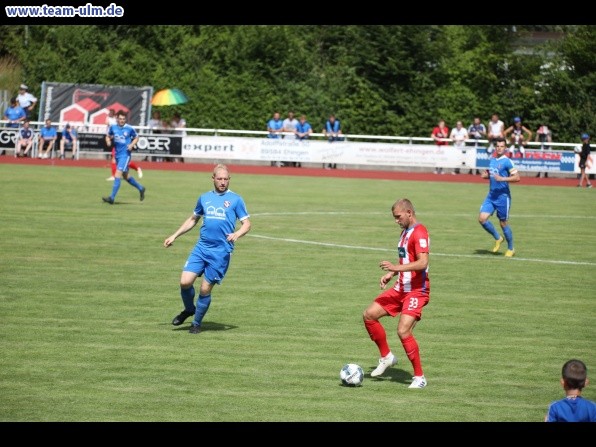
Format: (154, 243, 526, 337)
(267, 112, 284, 139)
(3, 97, 26, 128)
(295, 115, 313, 140)
(324, 114, 343, 142)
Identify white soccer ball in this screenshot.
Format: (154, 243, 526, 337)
(340, 363, 364, 387)
(574, 145, 582, 153)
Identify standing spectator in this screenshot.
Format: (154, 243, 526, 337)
(577, 133, 592, 188)
(295, 114, 312, 141)
(467, 116, 487, 174)
(362, 198, 430, 389)
(450, 120, 468, 175)
(3, 97, 26, 128)
(267, 111, 284, 167)
(478, 138, 520, 257)
(323, 114, 343, 169)
(545, 359, 596, 422)
(504, 117, 532, 159)
(58, 123, 78, 160)
(431, 119, 449, 174)
(148, 110, 166, 162)
(16, 84, 37, 119)
(38, 119, 57, 159)
(282, 111, 300, 167)
(165, 164, 251, 334)
(16, 119, 34, 157)
(102, 110, 146, 204)
(487, 113, 505, 153)
(535, 123, 552, 178)
(169, 112, 187, 163)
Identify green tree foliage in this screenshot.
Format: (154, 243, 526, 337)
(0, 24, 593, 142)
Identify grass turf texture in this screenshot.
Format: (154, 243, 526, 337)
(0, 164, 595, 422)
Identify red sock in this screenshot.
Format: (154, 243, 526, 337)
(129, 161, 139, 170)
(111, 161, 116, 176)
(364, 319, 390, 358)
(401, 335, 423, 376)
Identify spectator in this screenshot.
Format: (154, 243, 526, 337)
(267, 111, 284, 167)
(3, 97, 26, 128)
(59, 123, 78, 160)
(16, 119, 34, 157)
(467, 116, 487, 174)
(450, 120, 468, 175)
(38, 119, 57, 159)
(431, 119, 449, 174)
(323, 114, 343, 169)
(487, 113, 505, 153)
(545, 359, 596, 422)
(147, 110, 166, 161)
(16, 84, 37, 119)
(535, 123, 552, 178)
(577, 133, 592, 188)
(282, 111, 299, 167)
(295, 114, 312, 140)
(504, 117, 532, 159)
(170, 112, 186, 163)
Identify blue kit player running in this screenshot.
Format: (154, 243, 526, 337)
(164, 164, 251, 334)
(478, 137, 520, 257)
(102, 110, 145, 204)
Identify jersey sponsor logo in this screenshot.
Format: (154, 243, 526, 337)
(398, 247, 406, 258)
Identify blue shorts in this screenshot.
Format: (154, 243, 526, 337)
(480, 194, 511, 221)
(183, 245, 230, 285)
(115, 152, 132, 173)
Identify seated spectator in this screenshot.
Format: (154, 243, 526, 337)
(3, 97, 26, 128)
(535, 123, 552, 178)
(323, 114, 343, 169)
(16, 119, 34, 157)
(504, 117, 532, 158)
(38, 119, 57, 159)
(59, 123, 78, 160)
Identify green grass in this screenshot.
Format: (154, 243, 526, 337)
(0, 164, 595, 422)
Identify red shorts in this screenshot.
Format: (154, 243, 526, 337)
(374, 288, 429, 321)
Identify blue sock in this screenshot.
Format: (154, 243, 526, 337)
(502, 225, 513, 249)
(481, 221, 500, 240)
(180, 286, 195, 311)
(192, 294, 212, 327)
(110, 177, 122, 200)
(127, 176, 143, 190)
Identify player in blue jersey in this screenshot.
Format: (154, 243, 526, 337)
(102, 110, 146, 204)
(545, 359, 596, 422)
(478, 138, 520, 257)
(164, 164, 251, 334)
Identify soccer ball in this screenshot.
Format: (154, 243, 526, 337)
(340, 363, 364, 387)
(574, 145, 582, 154)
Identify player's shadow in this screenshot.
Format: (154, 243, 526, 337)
(171, 321, 238, 332)
(367, 367, 412, 384)
(474, 249, 502, 256)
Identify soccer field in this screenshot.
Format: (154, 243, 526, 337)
(0, 163, 594, 422)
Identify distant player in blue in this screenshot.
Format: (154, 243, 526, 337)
(478, 137, 520, 257)
(164, 164, 251, 334)
(102, 110, 145, 204)
(545, 359, 596, 422)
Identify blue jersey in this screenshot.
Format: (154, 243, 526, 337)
(40, 126, 57, 139)
(4, 106, 26, 127)
(296, 121, 312, 139)
(193, 189, 250, 254)
(325, 119, 341, 133)
(545, 396, 596, 422)
(267, 118, 283, 138)
(487, 154, 517, 199)
(108, 123, 138, 158)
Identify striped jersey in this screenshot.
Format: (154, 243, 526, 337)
(392, 223, 430, 293)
